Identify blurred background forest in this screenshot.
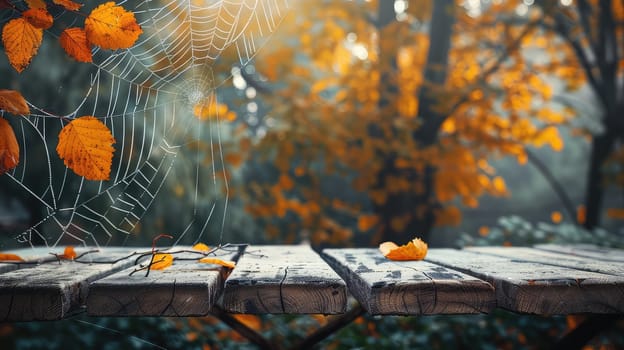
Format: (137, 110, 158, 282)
(1, 0, 624, 348)
(2, 0, 623, 249)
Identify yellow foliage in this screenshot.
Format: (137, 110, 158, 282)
(0, 89, 30, 115)
(56, 116, 116, 181)
(234, 0, 576, 245)
(606, 208, 624, 220)
(2, 18, 43, 72)
(278, 174, 294, 191)
(193, 94, 231, 121)
(84, 2, 142, 50)
(357, 214, 378, 232)
(60, 28, 93, 63)
(551, 211, 563, 224)
(23, 8, 53, 30)
(478, 226, 489, 237)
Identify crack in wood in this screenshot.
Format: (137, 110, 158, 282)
(279, 266, 288, 313)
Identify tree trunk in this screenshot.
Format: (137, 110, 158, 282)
(584, 131, 617, 229)
(373, 0, 455, 244)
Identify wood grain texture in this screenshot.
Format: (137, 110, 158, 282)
(534, 244, 624, 263)
(467, 246, 624, 276)
(323, 248, 495, 315)
(0, 248, 137, 321)
(87, 247, 242, 317)
(426, 249, 624, 314)
(221, 245, 347, 314)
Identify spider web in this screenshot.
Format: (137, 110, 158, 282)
(1, 0, 289, 248)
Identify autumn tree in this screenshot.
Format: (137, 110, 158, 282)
(237, 0, 573, 245)
(535, 0, 624, 228)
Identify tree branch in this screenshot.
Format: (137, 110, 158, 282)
(525, 149, 578, 223)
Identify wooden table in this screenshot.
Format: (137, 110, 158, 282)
(1, 244, 622, 321)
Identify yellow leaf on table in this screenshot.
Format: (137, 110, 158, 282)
(84, 2, 142, 50)
(56, 116, 115, 181)
(0, 89, 30, 115)
(59, 246, 77, 260)
(379, 237, 428, 261)
(60, 28, 92, 62)
(198, 257, 236, 268)
(2, 17, 43, 72)
(53, 0, 82, 11)
(151, 253, 173, 270)
(192, 243, 210, 252)
(0, 117, 20, 175)
(0, 253, 24, 261)
(23, 8, 53, 29)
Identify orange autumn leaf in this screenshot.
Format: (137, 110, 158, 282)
(25, 0, 46, 9)
(151, 253, 173, 270)
(0, 117, 20, 175)
(198, 257, 236, 268)
(379, 237, 428, 261)
(59, 27, 92, 62)
(193, 95, 228, 121)
(84, 2, 142, 50)
(224, 153, 243, 167)
(53, 0, 82, 11)
(0, 253, 24, 261)
(192, 243, 211, 252)
(56, 116, 115, 181)
(0, 89, 30, 115)
(2, 17, 43, 72)
(606, 208, 624, 220)
(59, 246, 77, 260)
(357, 214, 378, 231)
(23, 8, 53, 30)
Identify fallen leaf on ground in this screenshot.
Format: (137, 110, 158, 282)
(192, 243, 210, 252)
(379, 237, 428, 261)
(150, 253, 173, 270)
(198, 257, 236, 268)
(59, 246, 77, 260)
(0, 253, 24, 261)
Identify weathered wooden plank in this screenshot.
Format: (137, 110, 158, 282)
(534, 244, 624, 263)
(467, 246, 624, 277)
(322, 248, 495, 315)
(427, 249, 624, 314)
(221, 245, 347, 314)
(0, 247, 61, 274)
(0, 247, 138, 321)
(87, 246, 242, 317)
